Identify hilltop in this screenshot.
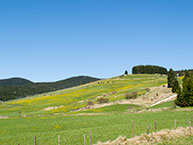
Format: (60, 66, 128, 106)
(0, 77, 33, 86)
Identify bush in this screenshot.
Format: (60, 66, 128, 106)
(87, 101, 94, 106)
(125, 92, 138, 99)
(97, 97, 109, 104)
(145, 88, 150, 92)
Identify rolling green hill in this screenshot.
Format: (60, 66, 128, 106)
(0, 76, 99, 101)
(0, 74, 167, 116)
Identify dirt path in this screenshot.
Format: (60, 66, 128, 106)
(149, 94, 177, 107)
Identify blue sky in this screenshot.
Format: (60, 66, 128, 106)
(0, 0, 193, 82)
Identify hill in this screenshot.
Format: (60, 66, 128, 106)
(0, 74, 192, 145)
(0, 77, 33, 86)
(0, 76, 100, 101)
(0, 74, 167, 115)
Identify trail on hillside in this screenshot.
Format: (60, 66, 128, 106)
(149, 94, 177, 107)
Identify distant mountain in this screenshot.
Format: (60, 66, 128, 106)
(0, 77, 33, 86)
(0, 76, 100, 101)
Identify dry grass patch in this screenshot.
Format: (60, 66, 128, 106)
(96, 127, 193, 145)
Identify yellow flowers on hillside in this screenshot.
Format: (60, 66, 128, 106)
(2, 74, 167, 115)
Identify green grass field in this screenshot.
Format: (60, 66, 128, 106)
(0, 111, 192, 145)
(0, 74, 192, 145)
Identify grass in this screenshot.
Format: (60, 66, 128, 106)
(72, 104, 141, 114)
(150, 100, 175, 109)
(1, 74, 192, 145)
(0, 111, 192, 145)
(158, 136, 193, 145)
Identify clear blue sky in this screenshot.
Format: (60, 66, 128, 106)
(0, 0, 193, 82)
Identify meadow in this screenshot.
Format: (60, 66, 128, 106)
(0, 74, 192, 145)
(0, 110, 192, 145)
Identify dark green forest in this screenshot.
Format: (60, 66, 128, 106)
(0, 76, 99, 101)
(132, 65, 168, 74)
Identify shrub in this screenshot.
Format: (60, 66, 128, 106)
(145, 88, 150, 92)
(87, 101, 94, 106)
(97, 97, 109, 104)
(125, 92, 138, 99)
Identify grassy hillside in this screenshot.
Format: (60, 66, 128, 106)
(0, 74, 166, 117)
(0, 76, 99, 101)
(1, 74, 191, 145)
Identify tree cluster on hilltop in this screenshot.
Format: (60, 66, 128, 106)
(0, 76, 100, 101)
(132, 65, 168, 74)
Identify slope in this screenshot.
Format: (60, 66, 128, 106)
(0, 74, 167, 117)
(0, 76, 99, 101)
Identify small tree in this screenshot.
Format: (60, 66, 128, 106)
(167, 68, 176, 88)
(124, 70, 128, 75)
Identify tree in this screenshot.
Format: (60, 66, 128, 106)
(172, 78, 180, 93)
(167, 69, 176, 88)
(124, 70, 128, 75)
(175, 72, 193, 107)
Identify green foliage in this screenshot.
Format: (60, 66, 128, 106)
(172, 78, 180, 93)
(145, 88, 150, 92)
(0, 76, 99, 101)
(97, 97, 109, 104)
(175, 72, 193, 107)
(167, 68, 177, 88)
(132, 65, 167, 74)
(87, 101, 94, 106)
(124, 70, 128, 75)
(0, 77, 33, 86)
(125, 91, 138, 99)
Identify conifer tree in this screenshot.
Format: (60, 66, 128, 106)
(167, 69, 176, 88)
(175, 72, 193, 107)
(172, 78, 180, 93)
(124, 70, 128, 75)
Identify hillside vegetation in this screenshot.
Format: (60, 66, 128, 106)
(0, 76, 99, 101)
(0, 74, 192, 145)
(0, 74, 167, 117)
(0, 77, 33, 86)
